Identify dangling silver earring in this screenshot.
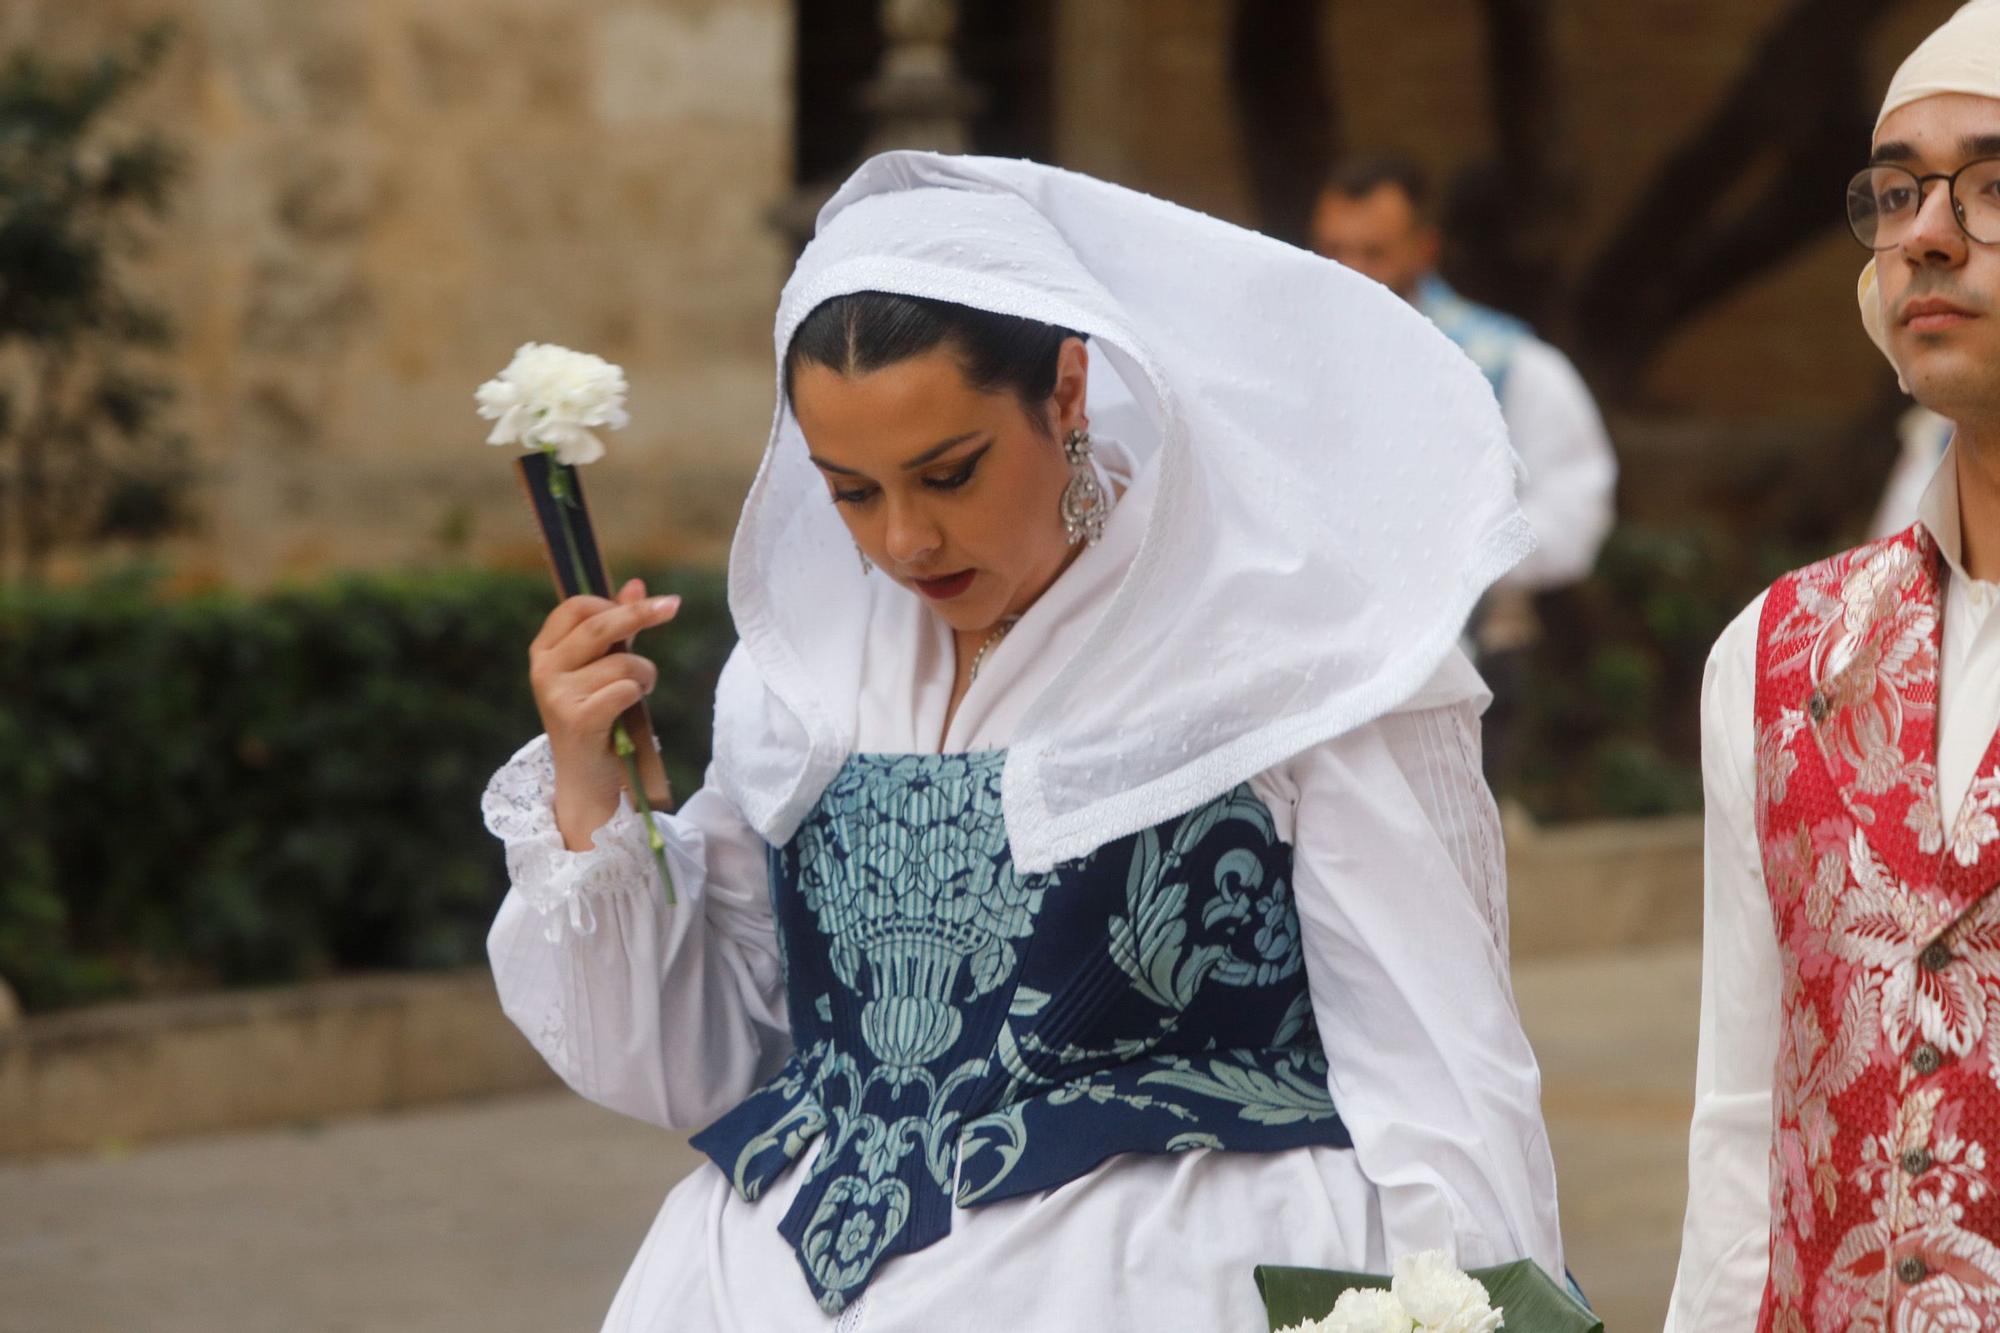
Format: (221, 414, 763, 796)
(1060, 427, 1106, 547)
(856, 544, 873, 575)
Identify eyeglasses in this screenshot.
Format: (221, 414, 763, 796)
(1846, 157, 2000, 250)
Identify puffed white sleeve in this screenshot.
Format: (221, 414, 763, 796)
(1261, 697, 1565, 1280)
(1665, 594, 1780, 1331)
(482, 733, 790, 1130)
(1495, 339, 1618, 592)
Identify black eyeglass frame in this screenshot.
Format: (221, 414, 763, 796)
(1846, 156, 2000, 251)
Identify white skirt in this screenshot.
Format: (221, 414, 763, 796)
(601, 1142, 1380, 1332)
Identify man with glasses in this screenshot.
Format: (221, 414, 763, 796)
(1669, 2, 2000, 1327)
(1312, 157, 1616, 788)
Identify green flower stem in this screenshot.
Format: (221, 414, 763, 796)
(547, 455, 677, 907)
(612, 725, 677, 907)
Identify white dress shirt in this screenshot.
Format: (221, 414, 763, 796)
(484, 542, 1566, 1331)
(1493, 338, 1618, 595)
(1666, 444, 2000, 1330)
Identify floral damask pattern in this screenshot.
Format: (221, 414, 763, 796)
(792, 756, 1047, 1071)
(1755, 528, 2000, 1330)
(690, 751, 1348, 1314)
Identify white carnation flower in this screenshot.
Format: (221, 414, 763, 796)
(1390, 1251, 1503, 1333)
(475, 342, 631, 466)
(1321, 1286, 1417, 1333)
(1277, 1288, 1418, 1333)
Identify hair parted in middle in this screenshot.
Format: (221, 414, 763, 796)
(784, 291, 1085, 436)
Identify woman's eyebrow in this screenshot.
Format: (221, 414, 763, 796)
(808, 431, 985, 477)
(899, 431, 984, 470)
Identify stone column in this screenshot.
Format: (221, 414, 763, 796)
(1053, 0, 1135, 183)
(860, 0, 982, 154)
(772, 0, 984, 247)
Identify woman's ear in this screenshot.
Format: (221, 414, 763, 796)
(1051, 336, 1090, 436)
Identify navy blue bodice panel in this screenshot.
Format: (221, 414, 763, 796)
(689, 752, 1349, 1312)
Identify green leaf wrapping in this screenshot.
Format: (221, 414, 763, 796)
(1253, 1260, 1603, 1333)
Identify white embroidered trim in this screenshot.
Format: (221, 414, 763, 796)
(1417, 705, 1512, 960)
(481, 734, 662, 944)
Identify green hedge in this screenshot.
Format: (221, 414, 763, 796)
(1502, 522, 1826, 820)
(0, 565, 735, 1013)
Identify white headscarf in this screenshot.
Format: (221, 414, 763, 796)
(714, 153, 1532, 873)
(1859, 0, 2000, 363)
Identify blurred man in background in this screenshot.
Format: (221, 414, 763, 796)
(1312, 157, 1617, 783)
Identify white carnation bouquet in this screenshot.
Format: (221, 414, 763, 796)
(1257, 1248, 1599, 1333)
(477, 342, 675, 903)
(1275, 1252, 1504, 1333)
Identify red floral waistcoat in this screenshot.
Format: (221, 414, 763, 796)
(1755, 525, 2000, 1331)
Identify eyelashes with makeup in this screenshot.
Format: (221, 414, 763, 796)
(831, 446, 988, 506)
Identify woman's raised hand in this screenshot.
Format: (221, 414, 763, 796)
(529, 577, 682, 851)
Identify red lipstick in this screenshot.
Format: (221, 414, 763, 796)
(911, 570, 976, 600)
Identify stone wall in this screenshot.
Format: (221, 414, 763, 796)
(4, 1, 1973, 578)
(6, 0, 789, 583)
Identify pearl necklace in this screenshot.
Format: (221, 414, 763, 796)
(967, 615, 1021, 683)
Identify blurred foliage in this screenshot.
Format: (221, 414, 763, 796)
(0, 22, 195, 581)
(1501, 521, 1826, 821)
(0, 565, 733, 1013)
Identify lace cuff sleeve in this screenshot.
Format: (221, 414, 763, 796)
(480, 734, 693, 944)
(483, 734, 787, 1127)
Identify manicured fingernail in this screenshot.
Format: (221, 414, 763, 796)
(649, 596, 679, 613)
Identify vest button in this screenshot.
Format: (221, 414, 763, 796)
(1897, 1255, 1928, 1284)
(1912, 1043, 1944, 1075)
(1901, 1146, 1933, 1175)
(1922, 941, 1953, 972)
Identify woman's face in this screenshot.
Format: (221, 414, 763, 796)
(791, 338, 1090, 636)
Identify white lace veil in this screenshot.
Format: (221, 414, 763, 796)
(713, 152, 1532, 873)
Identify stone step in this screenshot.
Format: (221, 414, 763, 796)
(1507, 812, 1702, 959)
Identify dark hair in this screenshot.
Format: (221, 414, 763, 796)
(783, 292, 1082, 432)
(1324, 155, 1433, 219)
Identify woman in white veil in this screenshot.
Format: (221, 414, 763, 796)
(484, 152, 1565, 1330)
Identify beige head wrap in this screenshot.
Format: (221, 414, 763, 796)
(1860, 0, 2000, 363)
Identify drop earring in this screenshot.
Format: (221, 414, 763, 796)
(1060, 427, 1106, 547)
(856, 544, 873, 575)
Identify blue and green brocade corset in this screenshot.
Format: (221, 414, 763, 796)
(689, 751, 1349, 1313)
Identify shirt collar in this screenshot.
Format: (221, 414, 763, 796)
(1919, 438, 1968, 582)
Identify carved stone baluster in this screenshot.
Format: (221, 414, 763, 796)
(772, 0, 985, 248)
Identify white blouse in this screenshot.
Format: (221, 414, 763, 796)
(1666, 446, 2000, 1330)
(485, 551, 1566, 1331)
